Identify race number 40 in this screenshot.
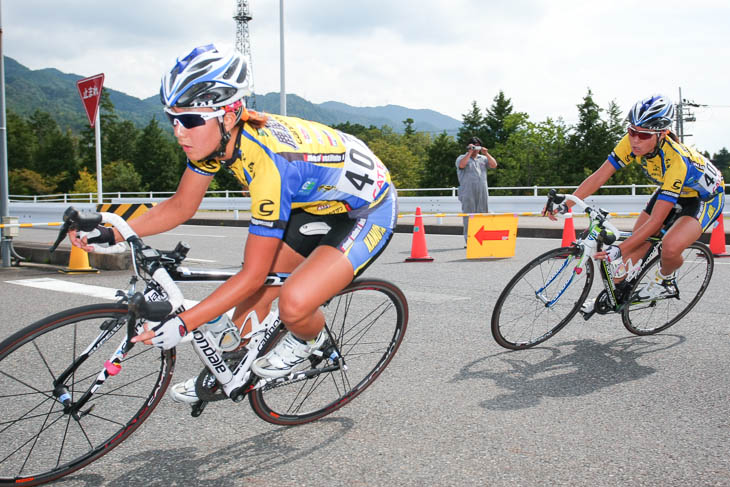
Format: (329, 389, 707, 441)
(337, 148, 387, 202)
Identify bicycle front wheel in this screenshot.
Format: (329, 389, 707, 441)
(249, 279, 408, 426)
(622, 242, 713, 335)
(491, 246, 594, 350)
(0, 304, 175, 486)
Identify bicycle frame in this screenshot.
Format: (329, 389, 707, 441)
(58, 210, 342, 411)
(551, 193, 665, 315)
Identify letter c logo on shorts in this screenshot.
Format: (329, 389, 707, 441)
(258, 200, 275, 216)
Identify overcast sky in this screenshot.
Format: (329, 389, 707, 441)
(4, 0, 729, 155)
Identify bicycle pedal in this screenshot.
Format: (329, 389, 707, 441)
(190, 399, 208, 418)
(581, 309, 596, 321)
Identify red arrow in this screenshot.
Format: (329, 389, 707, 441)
(475, 227, 509, 245)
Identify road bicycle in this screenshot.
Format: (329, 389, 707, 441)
(0, 207, 408, 486)
(491, 190, 714, 350)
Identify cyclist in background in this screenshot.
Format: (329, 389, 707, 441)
(70, 44, 397, 403)
(545, 94, 724, 300)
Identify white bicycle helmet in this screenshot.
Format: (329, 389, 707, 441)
(160, 44, 250, 108)
(626, 94, 675, 131)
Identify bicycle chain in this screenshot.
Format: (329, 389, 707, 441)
(193, 349, 249, 402)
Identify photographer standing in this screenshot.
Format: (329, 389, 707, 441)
(455, 136, 498, 244)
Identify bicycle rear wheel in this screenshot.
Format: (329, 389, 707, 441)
(622, 242, 713, 335)
(249, 278, 408, 426)
(491, 246, 594, 350)
(0, 304, 175, 486)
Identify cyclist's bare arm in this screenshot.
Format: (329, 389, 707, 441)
(69, 168, 211, 251)
(544, 161, 616, 220)
(595, 199, 673, 260)
(133, 233, 282, 345)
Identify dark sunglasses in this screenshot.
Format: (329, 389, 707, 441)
(627, 126, 660, 140)
(164, 107, 225, 129)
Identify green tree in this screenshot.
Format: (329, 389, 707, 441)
(713, 147, 730, 182)
(562, 89, 615, 184)
(421, 131, 461, 189)
(402, 118, 415, 137)
(6, 110, 36, 172)
(456, 101, 485, 148)
(368, 138, 421, 190)
(102, 160, 144, 193)
(71, 168, 97, 194)
(105, 119, 140, 164)
(34, 129, 78, 193)
(492, 117, 569, 190)
(133, 118, 185, 192)
(484, 90, 516, 147)
(8, 168, 60, 195)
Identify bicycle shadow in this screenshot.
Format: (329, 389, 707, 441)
(453, 335, 685, 411)
(58, 416, 354, 486)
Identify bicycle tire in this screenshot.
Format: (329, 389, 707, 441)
(0, 304, 175, 486)
(622, 242, 713, 335)
(491, 246, 594, 350)
(249, 278, 408, 426)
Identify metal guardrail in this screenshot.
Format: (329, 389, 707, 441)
(8, 184, 661, 203)
(8, 195, 657, 225)
(9, 184, 684, 224)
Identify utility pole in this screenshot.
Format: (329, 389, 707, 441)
(676, 87, 699, 143)
(233, 0, 256, 109)
(0, 0, 12, 267)
(279, 0, 286, 116)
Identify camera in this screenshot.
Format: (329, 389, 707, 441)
(469, 144, 482, 152)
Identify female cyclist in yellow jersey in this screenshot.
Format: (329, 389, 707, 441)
(70, 44, 397, 402)
(546, 94, 724, 300)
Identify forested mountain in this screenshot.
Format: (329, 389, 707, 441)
(4, 56, 459, 134)
(7, 54, 729, 198)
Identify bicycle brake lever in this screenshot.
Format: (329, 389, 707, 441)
(49, 221, 71, 253)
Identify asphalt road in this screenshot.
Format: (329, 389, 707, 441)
(1, 225, 729, 486)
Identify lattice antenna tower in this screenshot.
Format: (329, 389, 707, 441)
(234, 0, 256, 109)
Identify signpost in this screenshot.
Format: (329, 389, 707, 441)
(76, 74, 104, 203)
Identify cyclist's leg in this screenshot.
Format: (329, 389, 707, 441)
(660, 192, 724, 274)
(659, 216, 702, 275)
(278, 246, 355, 339)
(618, 210, 652, 274)
(231, 242, 303, 335)
(281, 193, 397, 338)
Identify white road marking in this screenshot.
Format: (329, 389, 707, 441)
(5, 278, 200, 308)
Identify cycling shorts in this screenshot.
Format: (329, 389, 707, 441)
(282, 188, 397, 277)
(644, 188, 725, 232)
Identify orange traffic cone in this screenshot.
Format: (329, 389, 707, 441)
(561, 208, 576, 247)
(60, 245, 99, 274)
(405, 207, 433, 262)
(709, 214, 730, 257)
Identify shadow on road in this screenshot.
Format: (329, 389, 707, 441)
(453, 334, 685, 411)
(59, 416, 355, 486)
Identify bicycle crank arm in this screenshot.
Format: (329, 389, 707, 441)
(254, 363, 344, 390)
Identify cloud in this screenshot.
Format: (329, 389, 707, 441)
(3, 0, 729, 153)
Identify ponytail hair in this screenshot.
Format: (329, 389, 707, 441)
(665, 130, 680, 143)
(239, 108, 268, 129)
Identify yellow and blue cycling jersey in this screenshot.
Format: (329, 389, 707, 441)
(188, 114, 393, 239)
(608, 134, 724, 204)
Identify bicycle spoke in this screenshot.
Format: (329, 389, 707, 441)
(0, 305, 174, 484)
(250, 279, 407, 425)
(492, 247, 593, 349)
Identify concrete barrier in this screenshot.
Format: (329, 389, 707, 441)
(9, 194, 654, 224)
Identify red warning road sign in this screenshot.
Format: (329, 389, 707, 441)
(76, 74, 104, 127)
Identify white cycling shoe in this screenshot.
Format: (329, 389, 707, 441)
(169, 378, 199, 404)
(634, 278, 676, 301)
(251, 330, 326, 379)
